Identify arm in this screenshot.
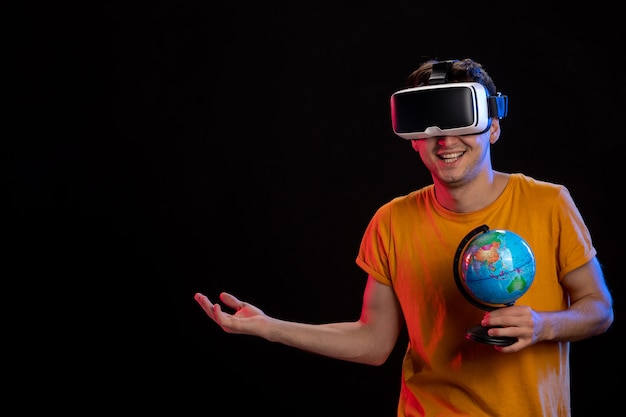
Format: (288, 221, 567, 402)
(194, 276, 404, 365)
(484, 256, 614, 353)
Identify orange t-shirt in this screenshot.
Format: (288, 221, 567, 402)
(356, 173, 596, 417)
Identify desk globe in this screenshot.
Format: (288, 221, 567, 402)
(453, 225, 536, 346)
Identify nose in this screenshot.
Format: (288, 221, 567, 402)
(436, 136, 457, 146)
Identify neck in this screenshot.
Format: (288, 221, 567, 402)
(433, 171, 509, 213)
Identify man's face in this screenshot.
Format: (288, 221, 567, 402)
(410, 118, 500, 188)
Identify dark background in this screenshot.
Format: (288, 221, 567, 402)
(7, 2, 624, 415)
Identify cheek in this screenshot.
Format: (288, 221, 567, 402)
(415, 146, 432, 165)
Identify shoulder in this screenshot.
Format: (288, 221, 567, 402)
(370, 185, 433, 223)
(509, 173, 566, 194)
(508, 173, 577, 211)
(384, 185, 434, 210)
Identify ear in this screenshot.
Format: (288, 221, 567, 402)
(489, 118, 501, 144)
(411, 139, 420, 152)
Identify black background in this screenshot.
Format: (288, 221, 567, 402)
(7, 2, 624, 415)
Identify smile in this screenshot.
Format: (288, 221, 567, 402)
(439, 152, 464, 163)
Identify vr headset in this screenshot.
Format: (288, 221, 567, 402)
(390, 62, 508, 139)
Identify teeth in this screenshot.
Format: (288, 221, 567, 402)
(441, 152, 463, 162)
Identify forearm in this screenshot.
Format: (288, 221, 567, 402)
(262, 318, 389, 365)
(538, 297, 613, 342)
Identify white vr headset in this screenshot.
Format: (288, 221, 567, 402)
(390, 81, 509, 140)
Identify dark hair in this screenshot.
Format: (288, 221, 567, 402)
(406, 58, 498, 95)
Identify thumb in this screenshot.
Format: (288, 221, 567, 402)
(219, 292, 244, 310)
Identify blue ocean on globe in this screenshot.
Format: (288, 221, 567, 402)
(458, 229, 536, 307)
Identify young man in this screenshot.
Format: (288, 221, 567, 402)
(194, 58, 613, 416)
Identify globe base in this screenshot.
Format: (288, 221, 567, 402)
(465, 325, 517, 347)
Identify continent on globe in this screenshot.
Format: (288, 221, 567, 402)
(472, 240, 501, 268)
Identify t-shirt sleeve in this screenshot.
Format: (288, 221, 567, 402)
(555, 186, 597, 279)
(355, 204, 393, 286)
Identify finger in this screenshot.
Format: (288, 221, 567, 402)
(220, 292, 245, 310)
(194, 292, 210, 308)
(482, 309, 526, 327)
(194, 293, 216, 318)
(213, 303, 233, 328)
(487, 325, 521, 339)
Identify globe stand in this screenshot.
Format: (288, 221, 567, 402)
(453, 225, 535, 347)
(465, 324, 517, 347)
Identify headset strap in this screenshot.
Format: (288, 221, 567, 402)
(428, 60, 457, 85)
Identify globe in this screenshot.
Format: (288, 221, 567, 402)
(455, 226, 536, 311)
